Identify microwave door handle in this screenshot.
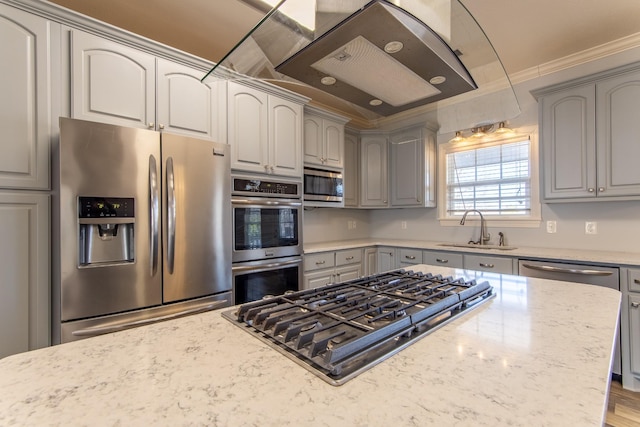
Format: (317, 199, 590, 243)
(166, 157, 176, 274)
(149, 155, 160, 276)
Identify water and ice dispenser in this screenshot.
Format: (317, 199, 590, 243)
(78, 197, 135, 266)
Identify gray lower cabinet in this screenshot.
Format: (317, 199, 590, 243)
(423, 250, 464, 269)
(622, 268, 640, 391)
(0, 192, 50, 358)
(463, 254, 514, 274)
(376, 246, 397, 273)
(399, 248, 422, 268)
(303, 249, 362, 289)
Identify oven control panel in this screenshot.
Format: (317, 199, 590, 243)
(232, 177, 300, 198)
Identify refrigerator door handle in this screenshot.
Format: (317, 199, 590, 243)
(149, 155, 160, 276)
(166, 156, 176, 274)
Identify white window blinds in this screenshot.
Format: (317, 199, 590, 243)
(445, 138, 531, 216)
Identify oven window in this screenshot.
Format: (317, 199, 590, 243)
(235, 265, 299, 304)
(234, 207, 299, 250)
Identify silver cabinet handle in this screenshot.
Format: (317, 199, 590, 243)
(479, 263, 495, 268)
(405, 255, 416, 260)
(436, 258, 448, 264)
(149, 155, 159, 277)
(632, 302, 640, 308)
(521, 263, 612, 276)
(316, 260, 326, 265)
(345, 256, 354, 260)
(72, 300, 227, 337)
(166, 157, 176, 274)
(265, 251, 274, 257)
(634, 279, 640, 285)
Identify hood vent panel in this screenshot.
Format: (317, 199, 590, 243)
(275, 1, 476, 116)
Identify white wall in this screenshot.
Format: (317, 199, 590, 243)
(304, 45, 640, 253)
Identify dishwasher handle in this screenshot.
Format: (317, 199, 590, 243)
(520, 263, 613, 276)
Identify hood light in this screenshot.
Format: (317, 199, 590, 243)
(369, 99, 383, 106)
(384, 41, 404, 54)
(321, 76, 337, 86)
(430, 76, 446, 85)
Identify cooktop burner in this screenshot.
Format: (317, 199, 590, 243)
(222, 269, 494, 385)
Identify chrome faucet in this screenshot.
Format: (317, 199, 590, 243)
(459, 209, 490, 245)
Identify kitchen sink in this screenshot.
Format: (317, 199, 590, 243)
(438, 243, 518, 251)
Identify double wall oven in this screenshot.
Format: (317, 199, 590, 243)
(232, 175, 303, 304)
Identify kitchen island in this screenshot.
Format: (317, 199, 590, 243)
(0, 266, 620, 426)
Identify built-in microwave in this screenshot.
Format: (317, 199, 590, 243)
(303, 167, 344, 207)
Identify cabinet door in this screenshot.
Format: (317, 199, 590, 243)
(0, 192, 50, 358)
(71, 30, 156, 129)
(304, 268, 335, 290)
(335, 264, 361, 282)
(360, 134, 388, 207)
(540, 84, 597, 200)
(390, 128, 423, 207)
(629, 294, 640, 378)
(596, 70, 640, 197)
(377, 247, 396, 273)
(303, 115, 323, 166)
(228, 82, 268, 173)
(343, 131, 359, 207)
(157, 59, 226, 142)
(270, 96, 303, 177)
(364, 247, 377, 275)
(323, 120, 344, 169)
(0, 6, 55, 190)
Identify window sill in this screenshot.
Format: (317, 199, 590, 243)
(438, 217, 542, 228)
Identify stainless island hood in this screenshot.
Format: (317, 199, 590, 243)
(203, 0, 519, 132)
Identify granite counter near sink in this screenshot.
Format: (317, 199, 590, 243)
(0, 266, 621, 426)
(304, 238, 640, 266)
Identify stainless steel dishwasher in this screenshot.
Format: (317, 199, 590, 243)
(518, 259, 621, 376)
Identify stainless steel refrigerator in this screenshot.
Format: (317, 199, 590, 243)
(53, 117, 231, 343)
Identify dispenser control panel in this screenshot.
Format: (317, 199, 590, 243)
(78, 197, 134, 218)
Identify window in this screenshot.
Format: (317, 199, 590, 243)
(439, 134, 540, 226)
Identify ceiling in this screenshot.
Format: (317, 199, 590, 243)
(48, 0, 640, 122)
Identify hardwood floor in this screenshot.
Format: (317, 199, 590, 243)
(606, 380, 640, 426)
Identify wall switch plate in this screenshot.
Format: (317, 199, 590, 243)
(546, 220, 557, 233)
(401, 221, 407, 229)
(585, 221, 598, 234)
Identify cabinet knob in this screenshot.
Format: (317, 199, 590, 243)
(588, 188, 595, 193)
(148, 122, 155, 129)
(270, 166, 274, 173)
(417, 199, 421, 203)
(598, 187, 605, 193)
(159, 124, 165, 130)
(632, 302, 640, 308)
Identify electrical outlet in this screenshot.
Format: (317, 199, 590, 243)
(585, 221, 598, 235)
(546, 220, 557, 233)
(401, 221, 407, 230)
(352, 221, 356, 229)
(347, 220, 353, 230)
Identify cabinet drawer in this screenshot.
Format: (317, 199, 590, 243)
(628, 269, 640, 292)
(464, 254, 513, 274)
(399, 248, 422, 265)
(335, 248, 362, 266)
(423, 251, 464, 268)
(304, 252, 335, 272)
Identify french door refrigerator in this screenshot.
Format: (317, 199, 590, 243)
(53, 117, 231, 343)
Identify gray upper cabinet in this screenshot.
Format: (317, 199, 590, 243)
(360, 132, 388, 207)
(71, 30, 226, 141)
(389, 126, 436, 207)
(0, 4, 57, 190)
(535, 64, 640, 202)
(343, 130, 359, 207)
(303, 107, 347, 170)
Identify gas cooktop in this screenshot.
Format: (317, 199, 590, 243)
(222, 269, 494, 385)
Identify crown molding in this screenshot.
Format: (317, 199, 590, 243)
(510, 32, 640, 85)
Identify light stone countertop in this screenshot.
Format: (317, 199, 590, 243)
(0, 266, 621, 426)
(304, 238, 640, 266)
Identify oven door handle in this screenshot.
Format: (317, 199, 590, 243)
(232, 258, 301, 272)
(231, 198, 302, 207)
